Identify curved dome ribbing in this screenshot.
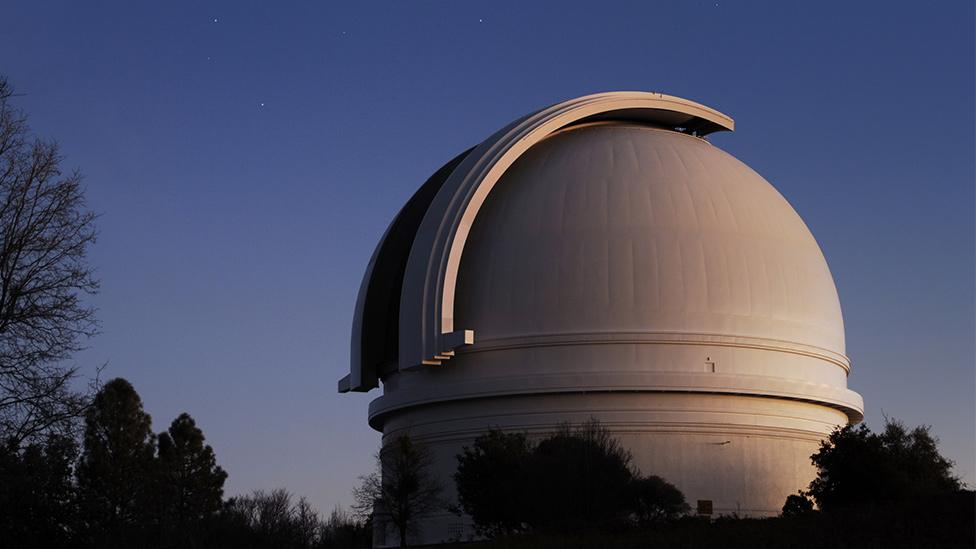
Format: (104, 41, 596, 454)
(456, 122, 846, 361)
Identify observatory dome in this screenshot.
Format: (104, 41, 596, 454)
(456, 121, 846, 359)
(339, 92, 863, 546)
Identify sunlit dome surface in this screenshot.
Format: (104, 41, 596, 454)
(457, 121, 846, 359)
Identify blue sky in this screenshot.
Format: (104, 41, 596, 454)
(1, 1, 972, 513)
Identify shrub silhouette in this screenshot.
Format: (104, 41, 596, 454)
(805, 419, 961, 512)
(631, 474, 689, 525)
(525, 421, 635, 531)
(455, 430, 532, 537)
(781, 491, 815, 516)
(456, 421, 687, 536)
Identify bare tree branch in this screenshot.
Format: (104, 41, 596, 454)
(0, 75, 99, 447)
(354, 434, 444, 547)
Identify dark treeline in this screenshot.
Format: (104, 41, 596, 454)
(0, 378, 370, 549)
(359, 418, 971, 548)
(442, 491, 974, 549)
(358, 422, 688, 546)
(436, 419, 972, 549)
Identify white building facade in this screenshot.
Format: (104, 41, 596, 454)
(339, 92, 863, 546)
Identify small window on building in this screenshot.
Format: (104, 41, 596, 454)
(705, 358, 715, 373)
(697, 499, 713, 515)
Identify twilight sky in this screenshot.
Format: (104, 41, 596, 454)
(1, 1, 973, 514)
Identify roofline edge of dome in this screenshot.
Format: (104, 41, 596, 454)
(394, 92, 735, 375)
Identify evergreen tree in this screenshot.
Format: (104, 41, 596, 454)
(0, 435, 79, 548)
(157, 412, 227, 527)
(76, 378, 156, 543)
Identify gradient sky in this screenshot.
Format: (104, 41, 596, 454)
(1, 1, 973, 514)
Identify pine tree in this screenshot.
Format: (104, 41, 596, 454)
(157, 412, 227, 527)
(76, 378, 156, 543)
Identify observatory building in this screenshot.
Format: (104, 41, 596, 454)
(339, 92, 863, 545)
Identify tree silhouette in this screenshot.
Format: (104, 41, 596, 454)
(454, 421, 686, 536)
(320, 505, 372, 549)
(218, 489, 371, 549)
(630, 474, 688, 525)
(0, 76, 99, 447)
(76, 378, 156, 543)
(525, 421, 635, 531)
(455, 429, 532, 538)
(781, 491, 815, 516)
(355, 434, 443, 548)
(156, 413, 227, 531)
(806, 419, 961, 512)
(0, 434, 79, 548)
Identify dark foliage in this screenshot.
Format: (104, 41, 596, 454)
(454, 421, 688, 537)
(455, 430, 532, 537)
(445, 491, 975, 549)
(75, 378, 157, 545)
(0, 76, 99, 447)
(155, 412, 228, 544)
(0, 434, 79, 547)
(781, 491, 814, 516)
(630, 474, 689, 525)
(355, 434, 443, 547)
(320, 506, 373, 549)
(219, 489, 371, 549)
(807, 419, 961, 512)
(0, 376, 370, 548)
(525, 421, 635, 531)
(157, 413, 228, 519)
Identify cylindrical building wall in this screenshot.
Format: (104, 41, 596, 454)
(371, 390, 848, 546)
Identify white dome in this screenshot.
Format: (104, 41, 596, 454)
(456, 121, 846, 361)
(339, 93, 864, 541)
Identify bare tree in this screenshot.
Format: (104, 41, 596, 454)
(320, 505, 371, 549)
(254, 488, 295, 539)
(354, 434, 443, 548)
(222, 488, 369, 548)
(293, 497, 320, 548)
(0, 76, 98, 446)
